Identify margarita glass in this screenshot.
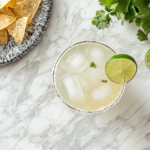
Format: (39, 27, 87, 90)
(52, 41, 126, 113)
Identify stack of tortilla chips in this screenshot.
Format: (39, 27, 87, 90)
(0, 0, 42, 45)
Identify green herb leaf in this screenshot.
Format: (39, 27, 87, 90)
(101, 79, 108, 83)
(116, 13, 125, 25)
(90, 62, 97, 69)
(92, 10, 111, 30)
(99, 0, 116, 6)
(109, 3, 118, 15)
(135, 18, 143, 27)
(132, 0, 150, 16)
(105, 0, 116, 7)
(142, 20, 150, 33)
(143, 0, 150, 6)
(110, 3, 118, 11)
(115, 0, 132, 13)
(124, 5, 137, 23)
(98, 0, 106, 5)
(105, 6, 112, 12)
(137, 29, 148, 41)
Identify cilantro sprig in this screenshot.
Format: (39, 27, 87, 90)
(92, 0, 150, 41)
(92, 10, 111, 30)
(90, 62, 97, 69)
(101, 79, 108, 83)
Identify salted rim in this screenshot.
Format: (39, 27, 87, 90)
(52, 41, 126, 114)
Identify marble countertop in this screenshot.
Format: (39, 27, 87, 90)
(1, 0, 150, 150)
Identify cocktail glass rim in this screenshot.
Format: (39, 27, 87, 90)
(52, 41, 126, 114)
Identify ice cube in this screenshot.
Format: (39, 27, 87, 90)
(85, 82, 115, 105)
(78, 67, 105, 88)
(61, 49, 89, 74)
(56, 66, 70, 79)
(78, 77, 89, 89)
(58, 74, 85, 101)
(86, 45, 105, 65)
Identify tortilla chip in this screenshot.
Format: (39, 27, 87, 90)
(5, 0, 16, 8)
(0, 7, 15, 16)
(10, 8, 30, 28)
(16, 0, 23, 3)
(7, 17, 28, 45)
(6, 29, 10, 36)
(0, 14, 16, 30)
(0, 0, 11, 9)
(9, 8, 23, 18)
(0, 29, 8, 44)
(4, 0, 23, 8)
(16, 0, 42, 22)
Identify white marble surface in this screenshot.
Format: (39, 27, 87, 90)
(0, 0, 150, 150)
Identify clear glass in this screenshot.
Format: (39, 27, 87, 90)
(52, 41, 126, 113)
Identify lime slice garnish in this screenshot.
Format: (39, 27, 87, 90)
(105, 54, 137, 83)
(145, 50, 150, 69)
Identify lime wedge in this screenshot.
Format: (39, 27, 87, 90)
(105, 54, 137, 83)
(145, 50, 150, 69)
